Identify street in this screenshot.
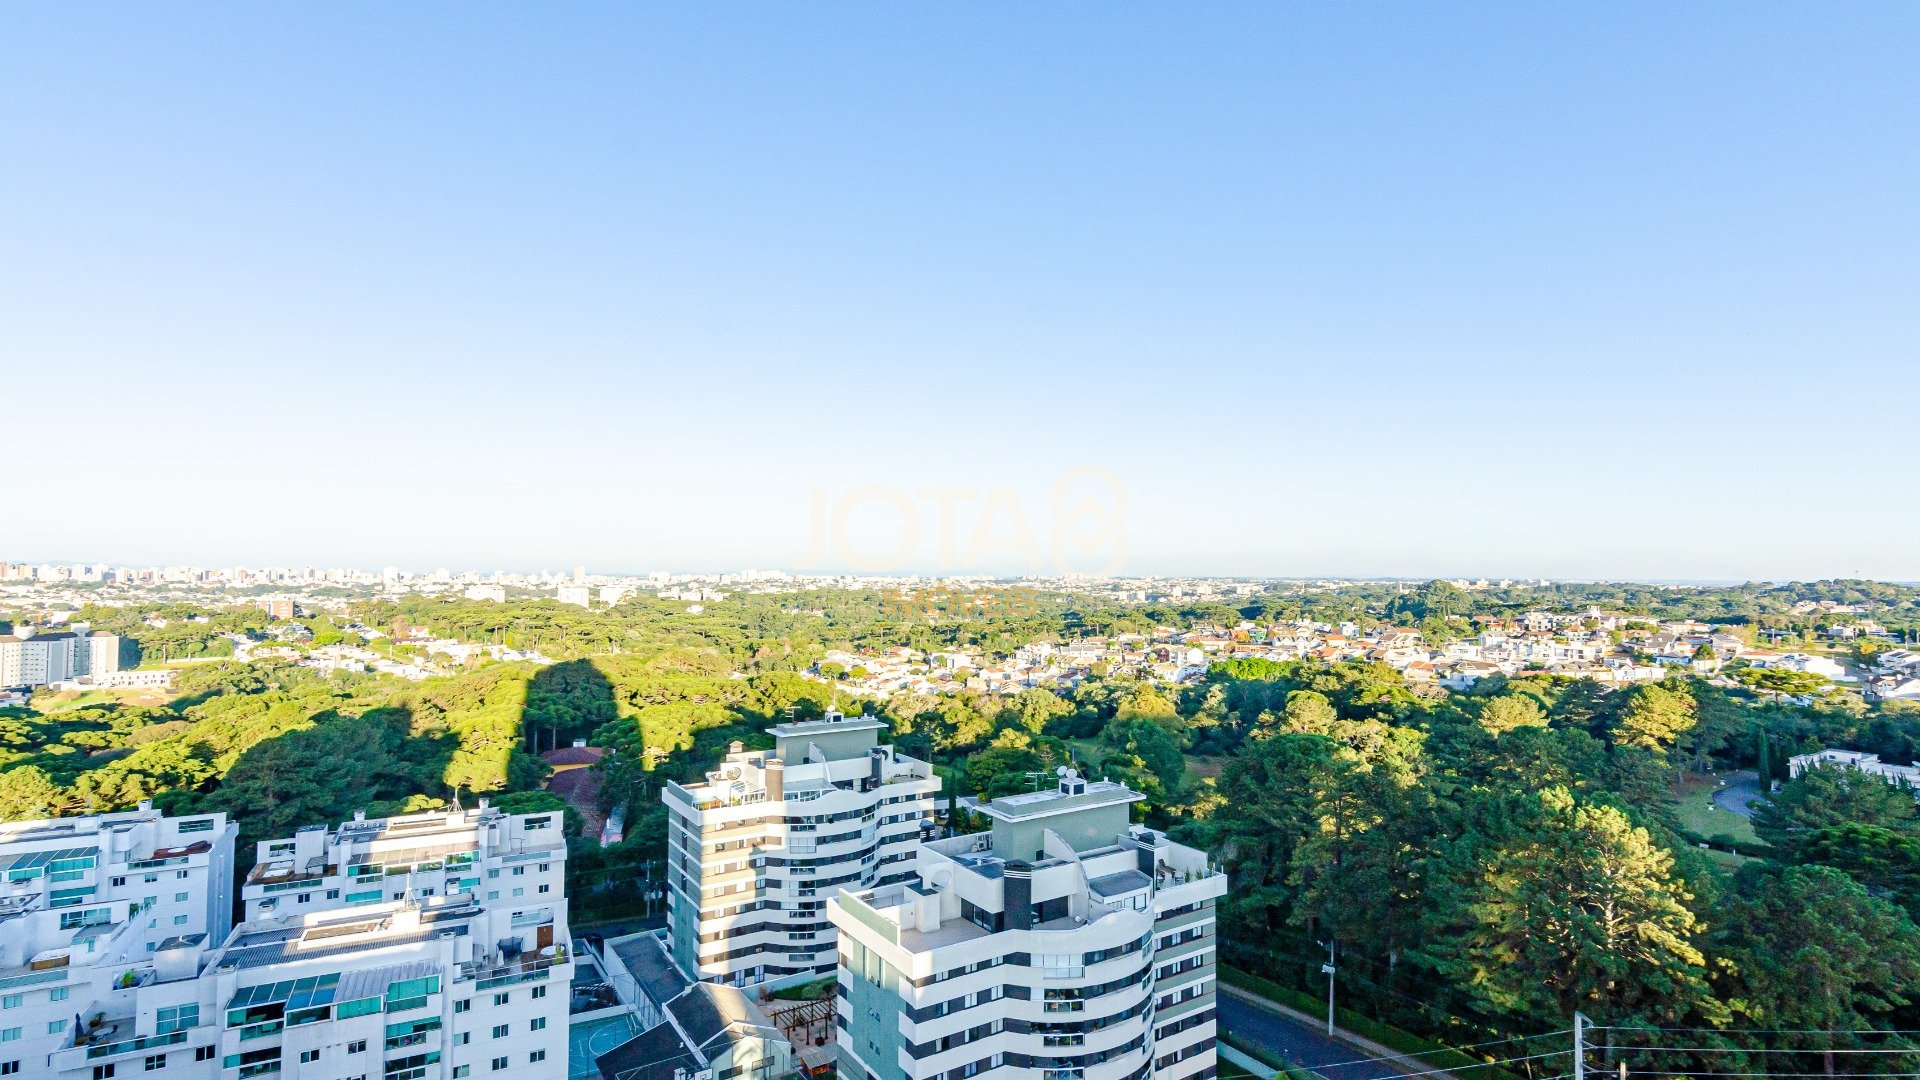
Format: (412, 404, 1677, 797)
(1218, 992, 1416, 1080)
(1711, 770, 1763, 819)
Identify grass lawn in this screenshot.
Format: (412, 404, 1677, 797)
(1671, 776, 1761, 848)
(24, 686, 176, 713)
(1217, 1058, 1260, 1080)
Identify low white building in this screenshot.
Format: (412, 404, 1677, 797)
(1790, 749, 1920, 789)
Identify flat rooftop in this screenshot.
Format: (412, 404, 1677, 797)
(767, 716, 886, 739)
(976, 781, 1142, 823)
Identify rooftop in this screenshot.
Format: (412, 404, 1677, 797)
(976, 780, 1142, 823)
(767, 714, 886, 739)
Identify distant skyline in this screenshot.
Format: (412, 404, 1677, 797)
(5, 6, 1917, 581)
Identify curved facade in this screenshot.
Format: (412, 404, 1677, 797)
(831, 774, 1224, 1080)
(663, 713, 940, 988)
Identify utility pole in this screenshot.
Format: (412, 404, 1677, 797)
(1320, 940, 1337, 1036)
(1573, 1012, 1586, 1080)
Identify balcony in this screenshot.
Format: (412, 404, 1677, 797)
(461, 948, 567, 991)
(81, 1026, 188, 1060)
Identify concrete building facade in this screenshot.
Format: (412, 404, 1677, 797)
(0, 806, 237, 1079)
(662, 713, 939, 989)
(829, 773, 1224, 1080)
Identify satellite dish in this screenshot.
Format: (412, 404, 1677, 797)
(1056, 766, 1068, 777)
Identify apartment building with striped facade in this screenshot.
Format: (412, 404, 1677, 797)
(828, 772, 1223, 1080)
(662, 712, 940, 989)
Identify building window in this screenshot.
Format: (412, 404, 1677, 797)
(349, 1040, 366, 1054)
(142, 1055, 167, 1071)
(492, 1024, 509, 1039)
(530, 1017, 545, 1032)
(173, 893, 188, 903)
(299, 1050, 319, 1064)
(454, 1000, 471, 1014)
(172, 915, 188, 926)
(530, 1050, 546, 1063)
(491, 1058, 509, 1072)
(155, 1004, 197, 1034)
(0, 1033, 14, 1046)
(492, 993, 508, 1006)
(194, 1048, 214, 1063)
(2, 1064, 17, 1076)
(530, 987, 545, 1000)
(92, 1067, 115, 1080)
(454, 1069, 470, 1079)
(455, 1033, 471, 1046)
(49, 1020, 68, 1034)
(50, 988, 69, 1003)
(0, 997, 16, 1011)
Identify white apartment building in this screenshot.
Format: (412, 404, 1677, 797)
(829, 772, 1225, 1080)
(0, 806, 237, 1079)
(0, 628, 120, 689)
(662, 712, 940, 989)
(37, 803, 572, 1080)
(240, 803, 569, 933)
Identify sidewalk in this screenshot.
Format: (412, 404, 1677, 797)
(1218, 1043, 1279, 1079)
(1218, 982, 1467, 1080)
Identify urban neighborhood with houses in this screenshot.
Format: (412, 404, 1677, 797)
(6, 563, 1920, 1080)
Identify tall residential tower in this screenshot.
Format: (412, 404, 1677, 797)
(829, 772, 1224, 1080)
(662, 712, 940, 989)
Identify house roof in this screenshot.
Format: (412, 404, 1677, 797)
(609, 933, 690, 1008)
(542, 745, 604, 767)
(670, 983, 784, 1056)
(598, 1021, 700, 1080)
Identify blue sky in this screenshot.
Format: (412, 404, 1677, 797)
(4, 5, 1917, 580)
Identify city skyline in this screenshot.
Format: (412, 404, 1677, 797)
(8, 6, 1918, 580)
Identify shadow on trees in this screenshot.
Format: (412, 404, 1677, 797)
(523, 660, 619, 756)
(203, 705, 458, 878)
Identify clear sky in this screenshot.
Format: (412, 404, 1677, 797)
(4, 5, 1917, 581)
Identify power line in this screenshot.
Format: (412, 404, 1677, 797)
(1342, 1048, 1572, 1080)
(1595, 1046, 1920, 1055)
(1606, 1072, 1920, 1078)
(1299, 1030, 1574, 1072)
(1593, 1026, 1920, 1036)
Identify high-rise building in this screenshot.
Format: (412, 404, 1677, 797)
(0, 806, 237, 1080)
(828, 772, 1225, 1080)
(662, 712, 940, 989)
(0, 629, 126, 689)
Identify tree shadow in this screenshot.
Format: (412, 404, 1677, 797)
(523, 660, 619, 757)
(206, 705, 458, 880)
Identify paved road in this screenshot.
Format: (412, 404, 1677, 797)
(1712, 771, 1764, 819)
(1218, 994, 1415, 1080)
